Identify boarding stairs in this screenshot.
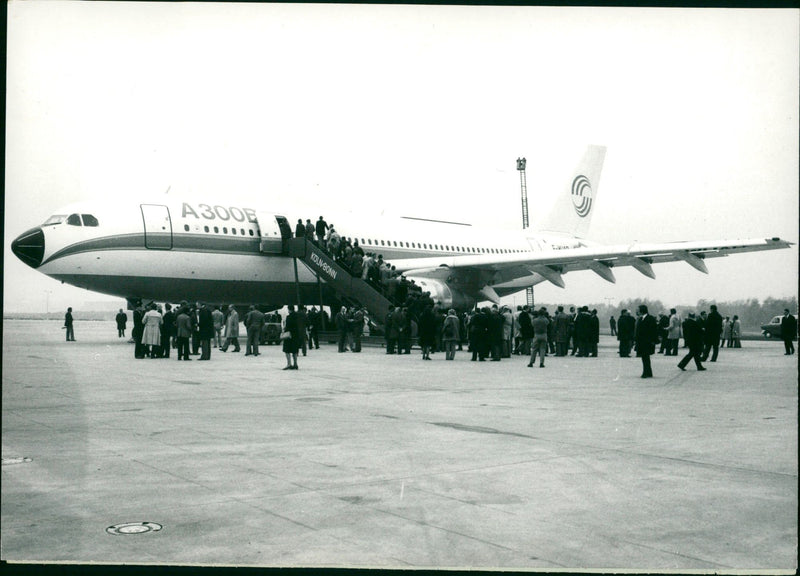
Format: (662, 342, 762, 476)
(286, 237, 394, 329)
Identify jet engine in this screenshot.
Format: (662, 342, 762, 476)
(403, 276, 475, 311)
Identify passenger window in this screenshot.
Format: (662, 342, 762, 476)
(67, 214, 82, 226)
(81, 214, 99, 226)
(214, 226, 219, 233)
(249, 229, 254, 236)
(223, 227, 228, 234)
(204, 226, 209, 233)
(184, 224, 190, 231)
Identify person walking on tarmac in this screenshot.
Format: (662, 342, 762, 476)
(220, 305, 241, 352)
(701, 304, 723, 362)
(678, 312, 706, 372)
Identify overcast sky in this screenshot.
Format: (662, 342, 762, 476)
(4, 3, 798, 313)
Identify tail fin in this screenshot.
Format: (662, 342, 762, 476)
(534, 145, 606, 239)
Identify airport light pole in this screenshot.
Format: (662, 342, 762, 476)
(517, 157, 534, 307)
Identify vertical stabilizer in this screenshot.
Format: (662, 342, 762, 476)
(534, 145, 606, 239)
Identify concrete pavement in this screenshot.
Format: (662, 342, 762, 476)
(2, 319, 797, 571)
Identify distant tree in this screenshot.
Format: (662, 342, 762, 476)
(618, 298, 666, 315)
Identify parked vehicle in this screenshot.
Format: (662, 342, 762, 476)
(761, 314, 798, 338)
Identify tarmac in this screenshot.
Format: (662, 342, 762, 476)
(2, 319, 797, 572)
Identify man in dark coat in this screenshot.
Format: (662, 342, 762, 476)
(244, 305, 265, 356)
(307, 306, 321, 350)
(573, 306, 591, 357)
(161, 303, 175, 359)
(385, 306, 397, 354)
(554, 306, 570, 356)
(335, 306, 350, 353)
(780, 309, 797, 355)
(588, 309, 600, 357)
(469, 308, 489, 361)
(315, 216, 328, 248)
(701, 304, 723, 362)
(617, 309, 636, 357)
(417, 305, 437, 360)
(198, 303, 214, 360)
(175, 305, 193, 361)
(116, 309, 128, 338)
(518, 306, 534, 356)
(297, 305, 309, 356)
(568, 306, 577, 355)
(350, 307, 364, 353)
(132, 304, 145, 359)
(487, 306, 505, 361)
(678, 312, 706, 371)
(635, 305, 659, 378)
(397, 307, 412, 354)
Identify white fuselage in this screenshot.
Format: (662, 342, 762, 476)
(18, 197, 587, 308)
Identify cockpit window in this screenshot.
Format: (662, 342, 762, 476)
(43, 215, 67, 226)
(81, 214, 99, 227)
(66, 214, 82, 226)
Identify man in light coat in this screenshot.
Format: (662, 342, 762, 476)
(211, 306, 225, 348)
(220, 305, 241, 352)
(666, 308, 682, 356)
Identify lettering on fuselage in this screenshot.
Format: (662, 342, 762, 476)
(309, 252, 337, 280)
(182, 203, 257, 223)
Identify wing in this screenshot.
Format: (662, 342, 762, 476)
(390, 237, 793, 289)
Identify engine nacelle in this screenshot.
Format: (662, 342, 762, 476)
(404, 276, 475, 311)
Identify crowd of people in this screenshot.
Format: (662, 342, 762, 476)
(73, 299, 797, 377)
(111, 301, 337, 371)
(291, 215, 437, 309)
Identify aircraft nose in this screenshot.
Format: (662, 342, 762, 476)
(11, 227, 45, 268)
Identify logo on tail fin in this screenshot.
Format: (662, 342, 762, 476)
(571, 175, 593, 218)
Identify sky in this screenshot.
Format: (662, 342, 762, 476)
(4, 3, 799, 313)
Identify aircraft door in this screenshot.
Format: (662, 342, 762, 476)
(141, 204, 173, 250)
(256, 212, 287, 254)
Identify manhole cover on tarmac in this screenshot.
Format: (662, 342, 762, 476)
(106, 522, 163, 535)
(2, 457, 32, 466)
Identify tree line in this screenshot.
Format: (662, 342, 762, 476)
(533, 296, 797, 332)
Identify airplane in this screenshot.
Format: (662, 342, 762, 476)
(10, 145, 793, 312)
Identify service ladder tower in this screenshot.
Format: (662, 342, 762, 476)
(517, 157, 534, 307)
